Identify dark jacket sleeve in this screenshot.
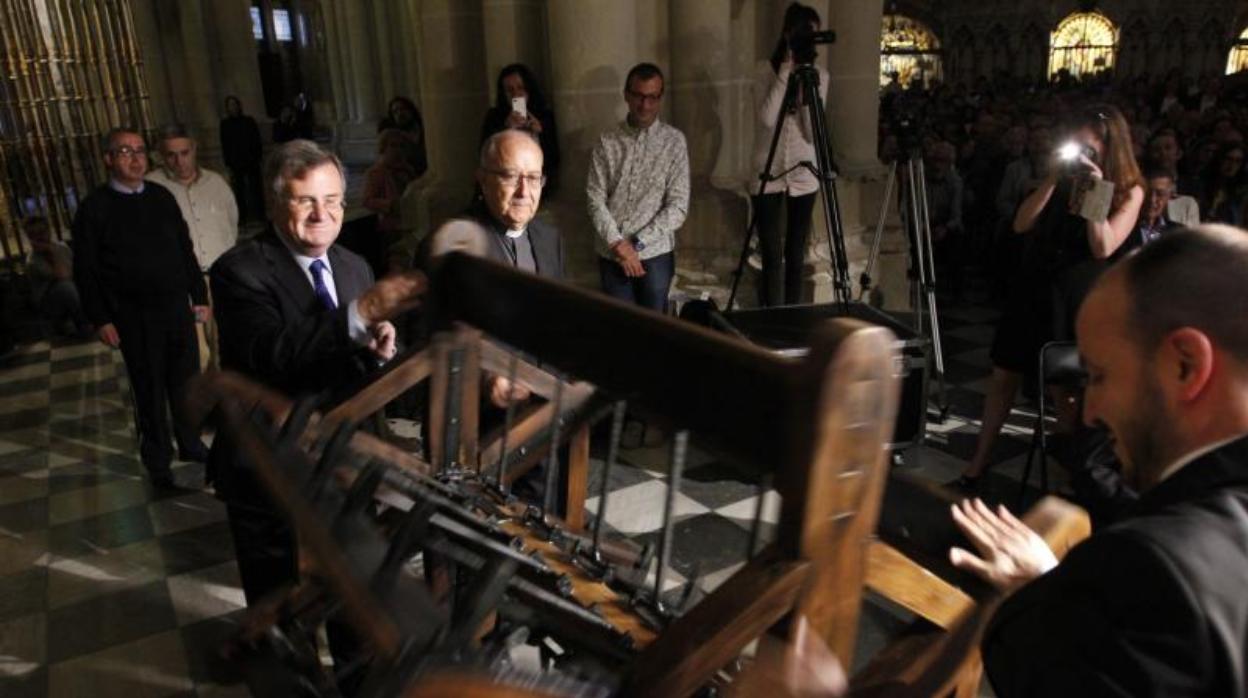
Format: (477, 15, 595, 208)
(984, 531, 1213, 697)
(210, 253, 358, 389)
(70, 195, 112, 327)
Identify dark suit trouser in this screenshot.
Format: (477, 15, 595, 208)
(227, 499, 365, 693)
(114, 302, 201, 475)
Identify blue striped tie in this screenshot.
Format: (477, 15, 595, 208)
(309, 259, 337, 310)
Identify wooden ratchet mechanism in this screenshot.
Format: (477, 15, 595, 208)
(189, 221, 1090, 697)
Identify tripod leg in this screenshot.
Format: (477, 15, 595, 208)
(859, 164, 897, 300)
(910, 156, 951, 417)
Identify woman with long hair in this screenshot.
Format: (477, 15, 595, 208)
(480, 63, 561, 195)
(953, 104, 1144, 489)
(378, 96, 429, 179)
(1199, 143, 1247, 225)
(748, 2, 828, 307)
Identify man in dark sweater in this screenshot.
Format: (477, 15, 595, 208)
(72, 127, 209, 488)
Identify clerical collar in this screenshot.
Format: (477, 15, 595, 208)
(505, 228, 526, 239)
(109, 179, 145, 195)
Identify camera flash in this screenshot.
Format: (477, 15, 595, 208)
(1058, 142, 1082, 161)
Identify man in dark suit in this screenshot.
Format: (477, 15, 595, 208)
(209, 139, 422, 605)
(949, 225, 1248, 696)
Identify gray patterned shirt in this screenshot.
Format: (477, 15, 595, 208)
(586, 118, 690, 260)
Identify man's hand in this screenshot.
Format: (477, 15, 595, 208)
(192, 305, 211, 323)
(357, 271, 427, 325)
(97, 323, 121, 348)
(368, 321, 397, 361)
(949, 498, 1058, 592)
(612, 239, 645, 278)
(487, 374, 531, 409)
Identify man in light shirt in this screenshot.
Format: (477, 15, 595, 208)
(950, 225, 1248, 697)
(587, 62, 689, 313)
(147, 123, 238, 367)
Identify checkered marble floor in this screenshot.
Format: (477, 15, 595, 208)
(0, 295, 1045, 696)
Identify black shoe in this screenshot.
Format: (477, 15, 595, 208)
(946, 475, 982, 494)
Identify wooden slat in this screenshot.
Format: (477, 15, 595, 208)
(622, 548, 811, 698)
(324, 348, 432, 424)
(564, 424, 589, 530)
(865, 541, 974, 630)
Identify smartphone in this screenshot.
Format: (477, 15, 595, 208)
(511, 96, 527, 118)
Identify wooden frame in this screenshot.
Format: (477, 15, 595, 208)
(191, 235, 1091, 697)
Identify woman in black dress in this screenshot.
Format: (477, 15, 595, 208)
(954, 105, 1144, 488)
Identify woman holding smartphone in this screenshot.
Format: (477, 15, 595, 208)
(749, 2, 828, 307)
(953, 104, 1144, 490)
(480, 63, 561, 195)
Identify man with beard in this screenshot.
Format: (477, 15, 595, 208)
(949, 225, 1248, 697)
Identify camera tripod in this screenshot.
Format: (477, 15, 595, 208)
(859, 143, 950, 418)
(727, 62, 850, 309)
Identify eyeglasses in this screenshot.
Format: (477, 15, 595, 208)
(626, 89, 663, 104)
(485, 169, 546, 188)
(110, 146, 147, 158)
(287, 195, 345, 214)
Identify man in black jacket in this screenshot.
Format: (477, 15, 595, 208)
(950, 225, 1248, 696)
(72, 127, 209, 488)
(209, 139, 422, 604)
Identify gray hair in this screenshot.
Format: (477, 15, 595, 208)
(1120, 224, 1248, 361)
(156, 123, 194, 146)
(479, 128, 541, 169)
(263, 139, 346, 214)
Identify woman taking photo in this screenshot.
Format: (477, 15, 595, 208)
(749, 2, 828, 307)
(953, 104, 1144, 490)
(480, 63, 561, 195)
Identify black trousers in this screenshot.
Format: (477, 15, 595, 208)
(226, 501, 364, 692)
(754, 191, 816, 307)
(114, 303, 201, 475)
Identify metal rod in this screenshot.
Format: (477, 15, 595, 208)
(495, 352, 520, 493)
(541, 380, 565, 515)
(592, 400, 628, 562)
(747, 474, 772, 560)
(653, 430, 688, 610)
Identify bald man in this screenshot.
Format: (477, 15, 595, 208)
(950, 225, 1248, 697)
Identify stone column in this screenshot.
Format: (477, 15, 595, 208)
(481, 0, 548, 85)
(334, 0, 383, 163)
(544, 0, 640, 283)
(413, 0, 489, 223)
(172, 0, 221, 141)
(807, 0, 906, 308)
(666, 0, 749, 299)
(206, 0, 266, 138)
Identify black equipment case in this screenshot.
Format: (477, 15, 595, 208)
(683, 301, 930, 451)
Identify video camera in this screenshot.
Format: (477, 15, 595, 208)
(789, 26, 837, 64)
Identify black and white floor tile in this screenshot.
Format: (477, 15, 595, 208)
(0, 293, 1050, 695)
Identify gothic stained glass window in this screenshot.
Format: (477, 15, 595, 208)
(1226, 27, 1248, 75)
(1048, 11, 1118, 80)
(880, 15, 943, 89)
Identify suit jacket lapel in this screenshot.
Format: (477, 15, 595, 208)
(328, 245, 365, 305)
(260, 231, 319, 312)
